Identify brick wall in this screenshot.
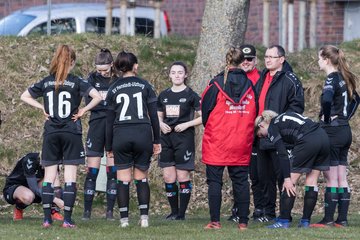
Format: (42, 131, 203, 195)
(0, 0, 346, 46)
(316, 1, 344, 45)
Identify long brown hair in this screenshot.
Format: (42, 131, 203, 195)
(319, 45, 357, 98)
(223, 47, 244, 87)
(50, 44, 76, 92)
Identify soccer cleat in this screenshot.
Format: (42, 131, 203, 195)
(238, 223, 248, 231)
(62, 220, 76, 228)
(227, 208, 239, 223)
(254, 215, 274, 223)
(204, 221, 221, 229)
(165, 213, 178, 220)
(51, 211, 64, 221)
(13, 208, 23, 221)
(106, 210, 115, 221)
(334, 220, 348, 228)
(310, 220, 334, 228)
(298, 219, 310, 228)
(120, 218, 129, 228)
(42, 219, 52, 228)
(267, 219, 290, 229)
(140, 215, 149, 228)
(82, 210, 91, 221)
(252, 208, 264, 219)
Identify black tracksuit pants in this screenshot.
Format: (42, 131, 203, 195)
(257, 148, 284, 218)
(206, 165, 250, 224)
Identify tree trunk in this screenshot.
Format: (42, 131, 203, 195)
(190, 0, 250, 163)
(191, 0, 250, 93)
(105, 0, 113, 35)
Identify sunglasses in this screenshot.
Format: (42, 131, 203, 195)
(243, 57, 255, 62)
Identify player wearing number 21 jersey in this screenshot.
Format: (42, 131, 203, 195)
(105, 51, 160, 228)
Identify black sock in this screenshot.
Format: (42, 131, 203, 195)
(106, 167, 117, 212)
(42, 182, 54, 222)
(83, 168, 99, 212)
(323, 187, 338, 222)
(337, 187, 350, 222)
(135, 179, 150, 216)
(279, 191, 295, 220)
(302, 186, 318, 221)
(165, 182, 178, 215)
(63, 182, 77, 222)
(117, 180, 130, 219)
(178, 181, 192, 218)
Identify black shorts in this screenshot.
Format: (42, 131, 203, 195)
(322, 125, 352, 166)
(112, 124, 153, 171)
(291, 128, 330, 173)
(3, 185, 41, 205)
(158, 128, 195, 171)
(42, 132, 85, 166)
(86, 118, 106, 157)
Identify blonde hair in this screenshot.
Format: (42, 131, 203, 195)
(254, 110, 279, 132)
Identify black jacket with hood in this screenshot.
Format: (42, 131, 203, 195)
(255, 61, 304, 115)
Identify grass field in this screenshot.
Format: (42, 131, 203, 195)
(0, 212, 359, 240)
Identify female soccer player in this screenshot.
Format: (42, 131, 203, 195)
(157, 61, 202, 220)
(82, 48, 118, 221)
(311, 45, 358, 228)
(255, 110, 330, 228)
(105, 51, 161, 228)
(3, 152, 64, 221)
(201, 47, 258, 230)
(21, 44, 102, 228)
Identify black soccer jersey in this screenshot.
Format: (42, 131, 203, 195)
(157, 87, 201, 128)
(320, 72, 349, 124)
(28, 74, 93, 135)
(106, 76, 157, 126)
(85, 72, 118, 121)
(4, 153, 44, 191)
(267, 112, 319, 145)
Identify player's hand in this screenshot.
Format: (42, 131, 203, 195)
(53, 197, 64, 210)
(43, 107, 50, 120)
(160, 122, 171, 134)
(174, 122, 189, 132)
(72, 108, 86, 121)
(153, 144, 161, 155)
(282, 178, 296, 197)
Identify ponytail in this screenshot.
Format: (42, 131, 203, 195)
(337, 49, 357, 98)
(49, 45, 76, 92)
(224, 47, 244, 88)
(319, 45, 357, 98)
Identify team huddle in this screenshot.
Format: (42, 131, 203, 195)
(2, 42, 358, 230)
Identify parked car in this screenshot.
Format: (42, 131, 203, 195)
(0, 3, 171, 37)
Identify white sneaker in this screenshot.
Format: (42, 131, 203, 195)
(120, 218, 129, 228)
(140, 215, 149, 228)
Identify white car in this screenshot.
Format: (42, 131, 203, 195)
(0, 3, 171, 36)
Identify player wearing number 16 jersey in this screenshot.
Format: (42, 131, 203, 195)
(21, 44, 102, 228)
(105, 51, 161, 228)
